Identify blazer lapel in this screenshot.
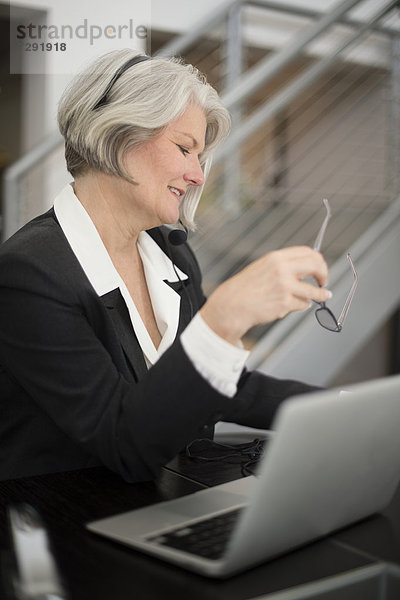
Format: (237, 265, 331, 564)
(102, 283, 191, 379)
(164, 279, 194, 335)
(146, 226, 196, 335)
(100, 288, 148, 381)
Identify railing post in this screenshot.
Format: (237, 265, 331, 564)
(389, 30, 400, 198)
(2, 169, 20, 243)
(223, 0, 243, 214)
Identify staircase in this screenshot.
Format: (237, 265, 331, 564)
(3, 0, 400, 386)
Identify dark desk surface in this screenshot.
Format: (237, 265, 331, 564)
(0, 454, 399, 600)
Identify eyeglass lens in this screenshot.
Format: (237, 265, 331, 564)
(315, 305, 341, 332)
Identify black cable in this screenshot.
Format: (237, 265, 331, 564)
(185, 438, 265, 477)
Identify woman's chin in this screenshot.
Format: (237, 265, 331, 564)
(164, 210, 181, 226)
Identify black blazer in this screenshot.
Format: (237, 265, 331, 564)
(0, 209, 318, 482)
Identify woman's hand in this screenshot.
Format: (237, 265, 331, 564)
(200, 246, 331, 345)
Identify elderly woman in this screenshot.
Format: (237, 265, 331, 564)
(0, 50, 331, 482)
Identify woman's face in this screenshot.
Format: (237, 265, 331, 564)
(123, 103, 207, 229)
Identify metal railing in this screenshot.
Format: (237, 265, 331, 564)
(3, 0, 399, 240)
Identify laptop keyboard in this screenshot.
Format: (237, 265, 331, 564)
(147, 508, 243, 560)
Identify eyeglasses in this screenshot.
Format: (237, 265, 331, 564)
(313, 199, 358, 332)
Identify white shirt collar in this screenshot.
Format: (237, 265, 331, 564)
(53, 183, 188, 365)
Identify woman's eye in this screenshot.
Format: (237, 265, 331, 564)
(177, 145, 190, 156)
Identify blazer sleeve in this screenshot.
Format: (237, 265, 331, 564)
(0, 221, 318, 483)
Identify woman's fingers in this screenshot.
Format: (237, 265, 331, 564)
(271, 246, 329, 288)
(294, 280, 332, 304)
(200, 246, 332, 344)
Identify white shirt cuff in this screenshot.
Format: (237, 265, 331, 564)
(180, 312, 250, 398)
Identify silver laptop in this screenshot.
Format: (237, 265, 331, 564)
(87, 375, 400, 578)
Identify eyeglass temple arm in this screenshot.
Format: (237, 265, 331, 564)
(337, 253, 358, 327)
(313, 198, 331, 252)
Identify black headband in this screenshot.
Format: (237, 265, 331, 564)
(92, 54, 151, 111)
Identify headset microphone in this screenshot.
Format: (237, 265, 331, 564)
(166, 220, 193, 319)
(168, 221, 188, 246)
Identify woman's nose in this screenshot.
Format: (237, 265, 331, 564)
(184, 157, 205, 187)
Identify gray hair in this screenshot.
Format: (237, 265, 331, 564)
(57, 49, 231, 229)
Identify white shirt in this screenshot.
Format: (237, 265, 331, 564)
(54, 183, 249, 396)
